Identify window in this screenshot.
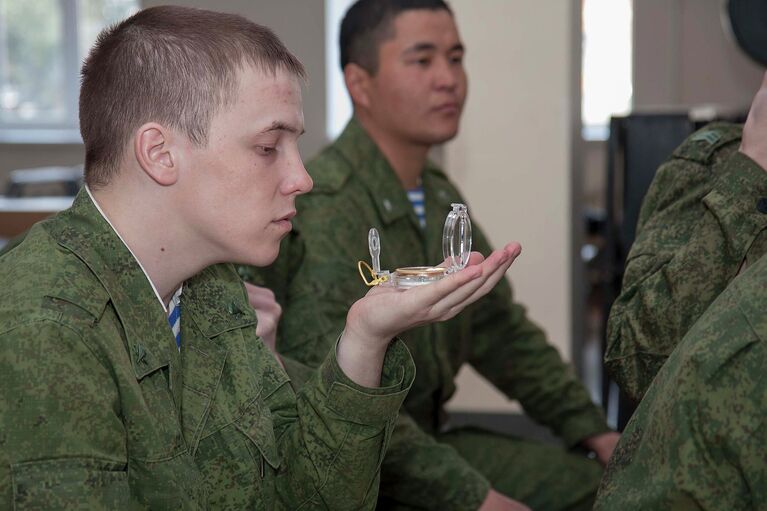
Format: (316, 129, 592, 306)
(581, 0, 633, 140)
(325, 0, 356, 140)
(0, 0, 138, 143)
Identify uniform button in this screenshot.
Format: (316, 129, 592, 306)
(758, 198, 767, 214)
(134, 344, 146, 365)
(382, 198, 392, 212)
(227, 302, 242, 316)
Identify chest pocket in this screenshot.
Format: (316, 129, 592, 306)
(234, 395, 282, 471)
(131, 348, 187, 462)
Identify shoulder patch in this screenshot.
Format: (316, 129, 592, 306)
(672, 122, 742, 164)
(42, 278, 110, 326)
(41, 295, 105, 326)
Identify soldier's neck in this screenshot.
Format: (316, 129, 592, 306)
(90, 180, 208, 310)
(357, 116, 429, 190)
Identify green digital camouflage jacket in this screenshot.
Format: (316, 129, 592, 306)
(0, 189, 415, 510)
(241, 119, 610, 510)
(595, 248, 767, 510)
(605, 123, 767, 403)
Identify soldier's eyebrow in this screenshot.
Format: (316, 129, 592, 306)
(261, 121, 305, 136)
(404, 42, 437, 54)
(403, 42, 464, 54)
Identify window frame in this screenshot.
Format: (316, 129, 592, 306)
(1, 0, 89, 143)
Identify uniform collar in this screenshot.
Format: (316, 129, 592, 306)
(47, 189, 181, 379)
(46, 190, 255, 378)
(84, 184, 180, 313)
(334, 118, 453, 225)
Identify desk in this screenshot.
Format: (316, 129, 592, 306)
(0, 196, 74, 239)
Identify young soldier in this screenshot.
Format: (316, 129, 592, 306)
(605, 74, 767, 404)
(0, 6, 520, 509)
(242, 1, 618, 510)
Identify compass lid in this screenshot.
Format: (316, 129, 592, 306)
(442, 203, 472, 272)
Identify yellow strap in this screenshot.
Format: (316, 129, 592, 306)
(358, 261, 388, 287)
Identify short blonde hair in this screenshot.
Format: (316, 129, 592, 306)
(79, 5, 305, 188)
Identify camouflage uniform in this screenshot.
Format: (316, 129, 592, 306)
(605, 123, 767, 403)
(0, 189, 415, 510)
(595, 249, 767, 510)
(242, 119, 610, 511)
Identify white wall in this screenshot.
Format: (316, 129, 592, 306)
(583, 0, 764, 213)
(634, 0, 763, 110)
(141, 0, 328, 159)
(444, 0, 581, 413)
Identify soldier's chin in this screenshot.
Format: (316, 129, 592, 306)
(424, 126, 459, 145)
(239, 246, 280, 268)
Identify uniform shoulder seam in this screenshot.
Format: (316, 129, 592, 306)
(671, 123, 742, 164)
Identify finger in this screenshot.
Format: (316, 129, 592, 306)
(245, 285, 274, 303)
(429, 245, 520, 316)
(249, 293, 280, 312)
(437, 251, 485, 268)
(448, 258, 512, 313)
(455, 244, 521, 305)
(419, 249, 508, 318)
(499, 241, 522, 259)
(255, 317, 277, 336)
(245, 284, 280, 310)
(465, 251, 486, 266)
(413, 242, 519, 312)
(395, 264, 482, 319)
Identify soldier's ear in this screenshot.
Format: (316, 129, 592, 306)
(133, 123, 179, 186)
(344, 63, 372, 110)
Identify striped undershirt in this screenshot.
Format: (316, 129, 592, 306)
(406, 186, 426, 229)
(167, 287, 182, 350)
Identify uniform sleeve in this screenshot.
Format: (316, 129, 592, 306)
(267, 338, 416, 510)
(378, 413, 490, 510)
(605, 149, 767, 403)
(466, 226, 610, 447)
(596, 289, 767, 510)
(278, 347, 492, 510)
(248, 222, 493, 510)
(0, 321, 138, 510)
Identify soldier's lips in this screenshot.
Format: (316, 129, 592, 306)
(432, 102, 460, 115)
(273, 211, 296, 231)
(274, 219, 292, 231)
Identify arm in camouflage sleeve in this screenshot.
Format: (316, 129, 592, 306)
(280, 345, 492, 511)
(466, 223, 610, 447)
(596, 269, 767, 510)
(605, 136, 767, 403)
(378, 413, 491, 510)
(268, 339, 416, 510)
(0, 321, 138, 509)
(245, 227, 496, 511)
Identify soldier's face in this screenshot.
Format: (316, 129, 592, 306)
(178, 66, 312, 266)
(365, 9, 467, 145)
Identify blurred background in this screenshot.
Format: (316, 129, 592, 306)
(0, 0, 762, 433)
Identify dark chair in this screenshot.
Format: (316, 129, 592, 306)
(601, 113, 697, 430)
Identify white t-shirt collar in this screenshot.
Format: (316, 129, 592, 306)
(84, 185, 181, 313)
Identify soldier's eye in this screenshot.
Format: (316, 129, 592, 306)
(255, 146, 276, 157)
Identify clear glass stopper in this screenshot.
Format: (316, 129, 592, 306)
(368, 227, 381, 274)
